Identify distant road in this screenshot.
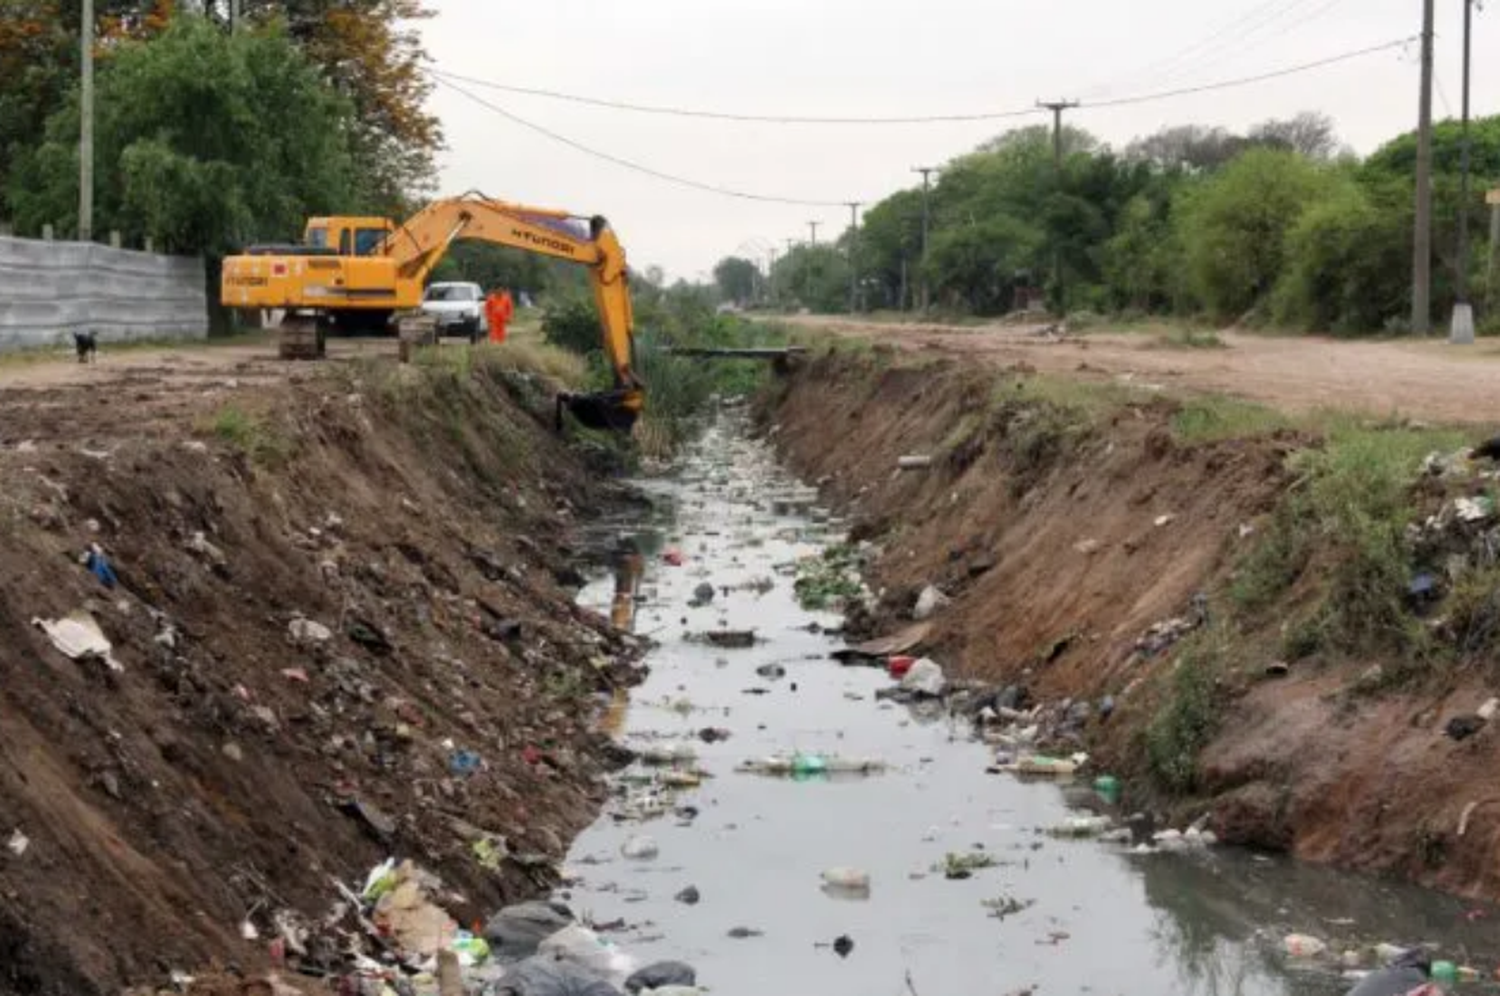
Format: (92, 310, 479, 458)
(778, 314, 1500, 425)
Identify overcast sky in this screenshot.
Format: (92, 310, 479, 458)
(422, 0, 1497, 281)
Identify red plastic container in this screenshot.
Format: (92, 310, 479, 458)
(888, 655, 917, 679)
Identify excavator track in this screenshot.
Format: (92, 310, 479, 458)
(277, 314, 325, 361)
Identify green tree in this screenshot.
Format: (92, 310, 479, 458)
(771, 244, 849, 313)
(712, 256, 759, 305)
(1272, 174, 1410, 334)
(1173, 148, 1335, 319)
(8, 14, 360, 253)
(857, 188, 923, 310)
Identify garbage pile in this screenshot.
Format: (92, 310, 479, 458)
(1282, 934, 1493, 993)
(1408, 447, 1500, 602)
(254, 857, 706, 996)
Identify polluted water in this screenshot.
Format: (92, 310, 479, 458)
(567, 407, 1498, 996)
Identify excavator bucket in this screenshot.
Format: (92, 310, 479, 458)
(556, 390, 640, 433)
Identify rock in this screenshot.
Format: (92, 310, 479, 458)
(1479, 698, 1499, 722)
(755, 663, 787, 680)
(726, 926, 763, 939)
(621, 835, 659, 860)
(222, 742, 243, 762)
(625, 961, 697, 993)
(1446, 715, 1485, 741)
(832, 934, 854, 958)
(1074, 538, 1101, 555)
(287, 618, 333, 644)
(900, 659, 946, 698)
(967, 554, 997, 577)
(673, 885, 700, 905)
(690, 583, 716, 606)
(913, 585, 950, 621)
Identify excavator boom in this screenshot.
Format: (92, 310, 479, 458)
(220, 193, 642, 432)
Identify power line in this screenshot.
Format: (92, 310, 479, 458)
(429, 67, 1041, 125)
(430, 38, 1413, 210)
(1078, 0, 1316, 98)
(1077, 38, 1414, 110)
(430, 74, 851, 207)
(430, 37, 1413, 127)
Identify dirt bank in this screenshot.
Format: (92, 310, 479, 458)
(762, 349, 1500, 901)
(0, 347, 641, 994)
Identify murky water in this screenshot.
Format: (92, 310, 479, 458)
(566, 410, 1498, 996)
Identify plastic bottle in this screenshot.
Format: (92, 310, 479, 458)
(792, 753, 827, 775)
(887, 656, 917, 679)
(1093, 775, 1121, 805)
(1430, 961, 1458, 985)
(1457, 965, 1481, 983)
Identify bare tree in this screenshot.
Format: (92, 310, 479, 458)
(1247, 111, 1343, 160)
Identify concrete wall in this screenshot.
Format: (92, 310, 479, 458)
(0, 235, 208, 351)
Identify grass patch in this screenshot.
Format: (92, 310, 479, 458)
(208, 404, 292, 466)
(1231, 418, 1467, 666)
(1172, 395, 1293, 443)
(1153, 327, 1226, 350)
(1146, 633, 1230, 794)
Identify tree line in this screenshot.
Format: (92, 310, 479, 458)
(715, 112, 1500, 335)
(0, 0, 439, 255)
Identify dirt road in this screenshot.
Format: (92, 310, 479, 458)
(784, 315, 1500, 425)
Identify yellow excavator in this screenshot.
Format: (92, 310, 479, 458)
(219, 193, 643, 431)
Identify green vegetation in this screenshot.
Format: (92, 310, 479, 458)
(208, 404, 291, 466)
(732, 112, 1500, 335)
(543, 278, 791, 451)
(3, 3, 440, 247)
(1146, 635, 1228, 794)
(793, 544, 865, 610)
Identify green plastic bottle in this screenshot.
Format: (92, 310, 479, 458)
(792, 753, 827, 776)
(1431, 960, 1458, 985)
(1093, 775, 1121, 805)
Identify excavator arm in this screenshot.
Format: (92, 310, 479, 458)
(386, 193, 642, 432)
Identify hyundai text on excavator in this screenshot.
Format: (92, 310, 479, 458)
(219, 193, 643, 432)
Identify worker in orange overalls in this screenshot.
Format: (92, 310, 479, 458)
(484, 288, 514, 344)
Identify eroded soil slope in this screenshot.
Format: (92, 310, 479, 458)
(0, 353, 639, 994)
(763, 350, 1500, 901)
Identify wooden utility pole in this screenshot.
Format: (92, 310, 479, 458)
(846, 202, 861, 314)
(912, 166, 936, 312)
(1037, 99, 1078, 307)
(79, 0, 95, 242)
(1450, 0, 1476, 343)
(1036, 99, 1079, 168)
(1412, 0, 1435, 335)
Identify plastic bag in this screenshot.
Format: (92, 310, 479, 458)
(537, 925, 636, 988)
(498, 956, 622, 996)
(624, 962, 696, 994)
(483, 900, 575, 962)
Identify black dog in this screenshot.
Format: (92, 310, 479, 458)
(73, 331, 97, 364)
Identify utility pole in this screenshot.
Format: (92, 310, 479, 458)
(1037, 99, 1078, 308)
(1450, 0, 1476, 344)
(846, 202, 861, 314)
(912, 167, 936, 312)
(1036, 99, 1079, 168)
(808, 220, 820, 246)
(78, 0, 94, 242)
(805, 223, 820, 308)
(1488, 189, 1500, 317)
(1412, 0, 1435, 335)
(230, 0, 241, 31)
